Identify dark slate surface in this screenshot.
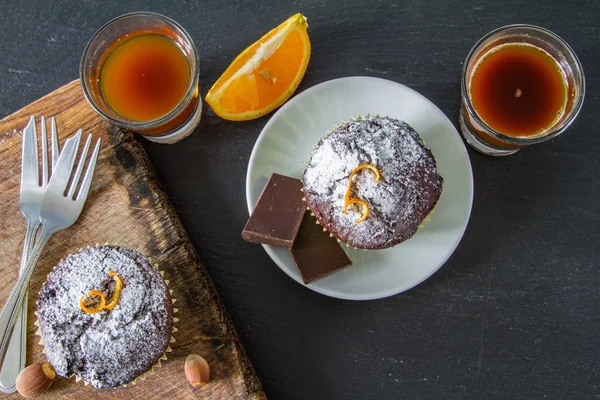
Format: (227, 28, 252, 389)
(1, 0, 598, 399)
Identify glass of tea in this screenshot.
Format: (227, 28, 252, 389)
(80, 12, 201, 144)
(460, 24, 585, 156)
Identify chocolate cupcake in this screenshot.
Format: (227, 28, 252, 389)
(37, 245, 173, 388)
(302, 115, 443, 250)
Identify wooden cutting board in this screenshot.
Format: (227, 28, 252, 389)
(0, 80, 266, 400)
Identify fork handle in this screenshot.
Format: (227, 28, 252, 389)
(0, 299, 27, 394)
(0, 219, 37, 393)
(0, 223, 56, 367)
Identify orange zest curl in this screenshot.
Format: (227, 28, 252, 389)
(343, 198, 370, 223)
(104, 271, 123, 310)
(349, 164, 381, 186)
(79, 290, 106, 314)
(79, 271, 123, 314)
(343, 164, 382, 224)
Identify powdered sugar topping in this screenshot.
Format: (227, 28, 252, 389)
(37, 246, 173, 388)
(303, 116, 443, 249)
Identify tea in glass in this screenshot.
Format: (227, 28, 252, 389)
(81, 12, 201, 144)
(460, 25, 585, 156)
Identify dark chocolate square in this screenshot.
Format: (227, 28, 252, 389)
(290, 212, 353, 284)
(242, 174, 306, 248)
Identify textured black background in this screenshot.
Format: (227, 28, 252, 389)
(1, 0, 598, 399)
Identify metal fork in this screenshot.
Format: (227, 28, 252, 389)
(0, 116, 60, 393)
(0, 128, 101, 368)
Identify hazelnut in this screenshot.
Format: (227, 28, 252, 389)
(15, 361, 56, 398)
(184, 354, 210, 387)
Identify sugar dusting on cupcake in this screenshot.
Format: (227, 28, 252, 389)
(36, 245, 173, 388)
(303, 115, 443, 249)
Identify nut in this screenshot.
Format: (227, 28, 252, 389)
(184, 354, 210, 387)
(15, 361, 56, 398)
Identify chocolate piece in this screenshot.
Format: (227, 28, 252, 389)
(290, 212, 353, 284)
(242, 174, 306, 248)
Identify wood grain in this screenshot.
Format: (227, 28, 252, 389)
(0, 80, 266, 400)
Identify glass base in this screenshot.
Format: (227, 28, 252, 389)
(459, 112, 520, 157)
(141, 98, 203, 144)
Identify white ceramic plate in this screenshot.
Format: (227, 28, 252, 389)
(246, 77, 473, 300)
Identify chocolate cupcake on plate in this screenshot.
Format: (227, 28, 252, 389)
(36, 245, 173, 388)
(302, 115, 443, 250)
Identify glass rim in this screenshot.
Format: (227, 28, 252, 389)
(461, 24, 585, 145)
(79, 11, 200, 130)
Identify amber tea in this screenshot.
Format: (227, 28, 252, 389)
(100, 34, 191, 122)
(459, 25, 585, 156)
(81, 12, 201, 143)
(470, 43, 567, 137)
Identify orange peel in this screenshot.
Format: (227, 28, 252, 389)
(349, 164, 381, 185)
(79, 271, 123, 314)
(343, 198, 370, 223)
(343, 164, 382, 224)
(79, 290, 106, 314)
(104, 271, 123, 310)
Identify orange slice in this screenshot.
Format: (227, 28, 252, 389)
(205, 13, 311, 121)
